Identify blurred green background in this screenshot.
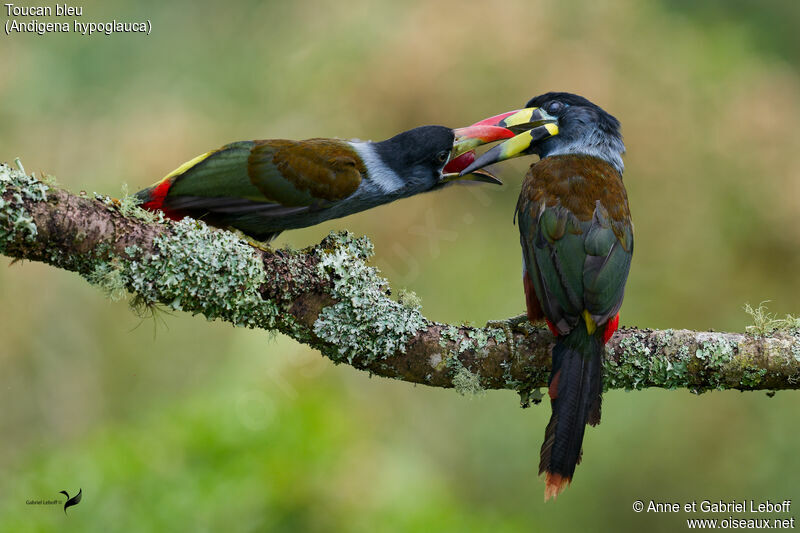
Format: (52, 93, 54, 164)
(1, 0, 799, 531)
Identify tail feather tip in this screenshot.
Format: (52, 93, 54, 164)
(544, 472, 571, 502)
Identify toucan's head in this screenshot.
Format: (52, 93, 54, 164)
(363, 124, 515, 194)
(458, 92, 625, 176)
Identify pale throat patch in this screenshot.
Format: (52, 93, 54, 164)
(547, 136, 625, 175)
(349, 142, 405, 194)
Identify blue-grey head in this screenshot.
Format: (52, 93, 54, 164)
(458, 92, 626, 176)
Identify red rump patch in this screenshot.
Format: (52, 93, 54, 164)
(140, 179, 184, 221)
(602, 314, 619, 344)
(545, 319, 560, 338)
(140, 179, 172, 211)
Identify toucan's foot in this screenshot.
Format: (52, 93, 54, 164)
(486, 314, 531, 358)
(506, 313, 532, 330)
(236, 232, 274, 253)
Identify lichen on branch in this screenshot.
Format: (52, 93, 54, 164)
(2, 161, 799, 397)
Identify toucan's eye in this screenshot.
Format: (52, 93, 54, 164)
(547, 101, 564, 114)
(436, 150, 449, 164)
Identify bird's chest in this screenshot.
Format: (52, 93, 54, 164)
(520, 155, 629, 223)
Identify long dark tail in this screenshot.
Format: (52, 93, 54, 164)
(539, 323, 604, 500)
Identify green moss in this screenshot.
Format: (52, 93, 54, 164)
(313, 231, 427, 364)
(604, 332, 651, 390)
(446, 352, 484, 396)
(726, 346, 769, 388)
(648, 357, 689, 390)
(127, 218, 279, 328)
(433, 323, 503, 357)
(95, 185, 164, 225)
(439, 325, 460, 348)
(740, 366, 768, 388)
(0, 162, 49, 250)
(744, 301, 800, 335)
(695, 338, 734, 368)
(500, 359, 518, 388)
(117, 183, 143, 218)
(397, 288, 422, 310)
(124, 244, 143, 258)
(86, 259, 128, 302)
(489, 327, 508, 345)
(466, 328, 493, 356)
(603, 330, 698, 391)
(691, 337, 736, 390)
(452, 363, 484, 397)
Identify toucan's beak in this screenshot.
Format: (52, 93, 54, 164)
(459, 124, 559, 176)
(457, 107, 559, 176)
(441, 150, 503, 184)
(451, 125, 516, 158)
(440, 124, 515, 185)
(468, 107, 556, 132)
(440, 107, 559, 184)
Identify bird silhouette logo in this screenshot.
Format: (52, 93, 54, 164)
(58, 488, 82, 514)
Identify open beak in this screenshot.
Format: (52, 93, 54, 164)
(440, 123, 519, 185)
(457, 107, 559, 176)
(451, 125, 516, 158)
(441, 154, 503, 184)
(440, 107, 559, 183)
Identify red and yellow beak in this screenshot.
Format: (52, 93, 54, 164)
(451, 125, 516, 159)
(459, 123, 558, 176)
(468, 107, 556, 131)
(452, 107, 560, 177)
(437, 124, 513, 185)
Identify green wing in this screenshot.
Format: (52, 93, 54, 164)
(518, 197, 633, 334)
(162, 139, 363, 208)
(137, 139, 365, 239)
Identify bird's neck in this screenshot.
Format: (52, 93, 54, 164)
(349, 142, 407, 195)
(544, 134, 625, 175)
(349, 141, 435, 202)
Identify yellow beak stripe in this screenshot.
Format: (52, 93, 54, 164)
(498, 130, 536, 159)
(501, 123, 559, 159)
(500, 107, 542, 128)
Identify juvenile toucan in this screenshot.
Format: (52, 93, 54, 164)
(136, 125, 515, 241)
(463, 93, 633, 500)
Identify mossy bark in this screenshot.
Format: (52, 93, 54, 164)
(2, 163, 799, 397)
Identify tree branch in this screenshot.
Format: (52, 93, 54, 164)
(2, 162, 799, 399)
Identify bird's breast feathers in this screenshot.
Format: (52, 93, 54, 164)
(520, 154, 631, 245)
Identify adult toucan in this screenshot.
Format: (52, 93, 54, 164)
(463, 93, 633, 500)
(136, 125, 517, 241)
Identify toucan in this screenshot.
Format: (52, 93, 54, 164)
(136, 124, 520, 241)
(463, 93, 633, 500)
